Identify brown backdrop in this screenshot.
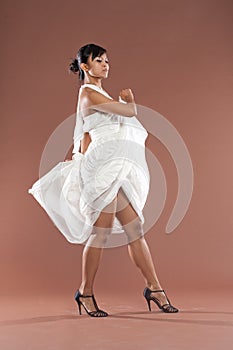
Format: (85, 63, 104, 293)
(1, 0, 232, 299)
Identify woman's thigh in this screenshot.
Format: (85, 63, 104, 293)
(93, 194, 117, 229)
(92, 187, 143, 241)
(115, 187, 139, 226)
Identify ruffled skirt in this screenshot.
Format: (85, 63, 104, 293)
(28, 132, 150, 245)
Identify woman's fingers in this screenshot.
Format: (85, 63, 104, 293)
(120, 88, 134, 102)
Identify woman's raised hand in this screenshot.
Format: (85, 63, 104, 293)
(119, 88, 135, 103)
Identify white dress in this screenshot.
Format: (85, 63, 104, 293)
(28, 84, 150, 244)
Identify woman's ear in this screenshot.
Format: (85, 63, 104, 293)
(80, 63, 88, 72)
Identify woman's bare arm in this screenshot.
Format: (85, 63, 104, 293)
(83, 88, 137, 117)
(80, 132, 92, 154)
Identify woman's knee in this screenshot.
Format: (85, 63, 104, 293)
(91, 210, 115, 247)
(88, 226, 112, 247)
(124, 219, 144, 243)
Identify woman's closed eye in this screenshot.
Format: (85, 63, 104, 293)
(97, 59, 109, 63)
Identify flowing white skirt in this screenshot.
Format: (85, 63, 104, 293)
(28, 122, 150, 245)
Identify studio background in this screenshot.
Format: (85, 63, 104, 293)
(1, 0, 232, 297)
(0, 1, 232, 349)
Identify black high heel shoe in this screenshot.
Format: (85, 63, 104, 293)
(143, 287, 179, 313)
(74, 290, 109, 317)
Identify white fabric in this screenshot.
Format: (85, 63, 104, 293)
(28, 84, 150, 244)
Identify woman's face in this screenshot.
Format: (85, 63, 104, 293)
(83, 52, 109, 79)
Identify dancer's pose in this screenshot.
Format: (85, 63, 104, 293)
(28, 43, 179, 317)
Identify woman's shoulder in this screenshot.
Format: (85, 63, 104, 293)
(78, 88, 99, 117)
(79, 84, 113, 100)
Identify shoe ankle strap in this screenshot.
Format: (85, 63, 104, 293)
(80, 293, 94, 298)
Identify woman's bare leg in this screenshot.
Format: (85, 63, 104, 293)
(78, 195, 117, 312)
(127, 237, 162, 290)
(115, 188, 171, 306)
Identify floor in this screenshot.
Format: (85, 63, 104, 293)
(0, 288, 232, 350)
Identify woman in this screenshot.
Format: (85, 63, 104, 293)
(28, 43, 179, 317)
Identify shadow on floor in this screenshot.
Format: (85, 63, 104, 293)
(0, 309, 233, 328)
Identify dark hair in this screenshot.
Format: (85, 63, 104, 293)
(68, 43, 107, 80)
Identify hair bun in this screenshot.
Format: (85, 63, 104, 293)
(69, 58, 79, 74)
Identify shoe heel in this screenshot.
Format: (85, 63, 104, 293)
(146, 298, 151, 312)
(74, 290, 82, 315)
(77, 300, 82, 315)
